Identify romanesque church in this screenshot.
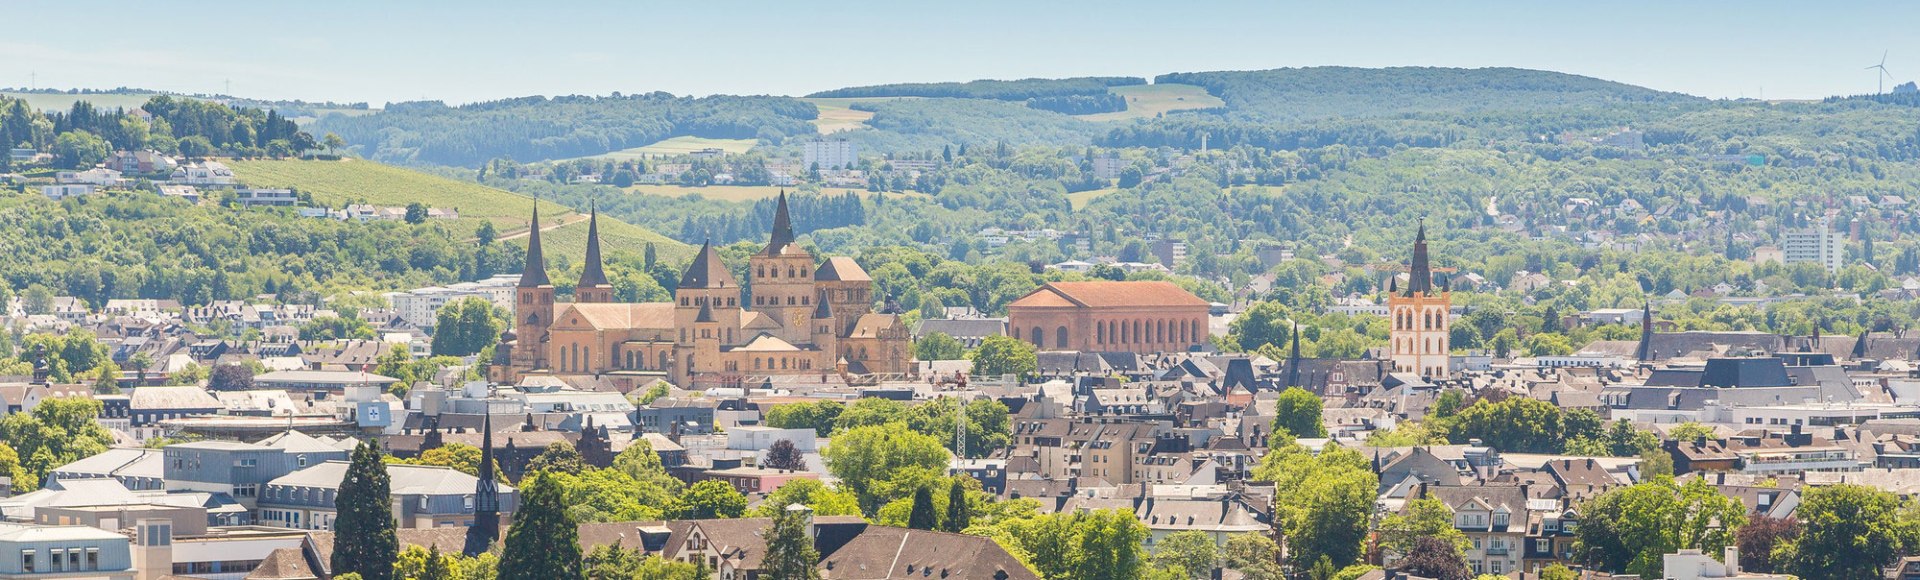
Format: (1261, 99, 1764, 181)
(494, 194, 911, 388)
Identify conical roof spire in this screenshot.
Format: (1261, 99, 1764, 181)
(1635, 301, 1655, 363)
(578, 201, 608, 288)
(814, 294, 835, 319)
(517, 200, 550, 287)
(678, 240, 736, 289)
(760, 193, 798, 255)
(1405, 220, 1432, 296)
(467, 409, 500, 556)
(695, 298, 716, 323)
(1285, 321, 1303, 389)
(1853, 328, 1871, 359)
(767, 190, 795, 251)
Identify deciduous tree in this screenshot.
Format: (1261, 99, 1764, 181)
(675, 480, 747, 519)
(762, 506, 821, 580)
(970, 334, 1036, 378)
(753, 479, 862, 518)
(1574, 477, 1746, 577)
(1397, 536, 1471, 580)
(499, 472, 583, 580)
(763, 439, 806, 471)
(914, 331, 965, 361)
(1153, 530, 1219, 579)
(1784, 484, 1918, 580)
(1271, 387, 1327, 438)
(1222, 533, 1282, 580)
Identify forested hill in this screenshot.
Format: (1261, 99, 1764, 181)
(806, 77, 1145, 100)
(307, 93, 819, 167)
(1159, 66, 1705, 122)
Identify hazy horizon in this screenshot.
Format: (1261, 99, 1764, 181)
(7, 0, 1920, 105)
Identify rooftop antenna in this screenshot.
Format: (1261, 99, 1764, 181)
(1868, 50, 1893, 94)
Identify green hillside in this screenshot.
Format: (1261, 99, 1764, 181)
(1077, 83, 1225, 122)
(1157, 66, 1704, 122)
(226, 158, 688, 262)
(1, 91, 168, 112)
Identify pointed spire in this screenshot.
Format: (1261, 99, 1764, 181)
(517, 200, 550, 287)
(766, 190, 795, 253)
(1635, 301, 1656, 363)
(695, 298, 715, 323)
(678, 240, 735, 289)
(1406, 220, 1432, 296)
(1285, 321, 1303, 389)
(813, 294, 835, 319)
(467, 409, 500, 556)
(577, 201, 608, 289)
(1853, 328, 1871, 359)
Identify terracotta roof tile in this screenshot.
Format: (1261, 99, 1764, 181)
(559, 303, 676, 331)
(1010, 281, 1208, 309)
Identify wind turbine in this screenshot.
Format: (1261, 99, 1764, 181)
(1868, 50, 1893, 94)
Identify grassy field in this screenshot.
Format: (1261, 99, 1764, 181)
(538, 216, 686, 263)
(2, 91, 167, 112)
(1077, 83, 1226, 122)
(571, 136, 758, 161)
(801, 97, 889, 134)
(226, 158, 687, 261)
(1067, 187, 1122, 210)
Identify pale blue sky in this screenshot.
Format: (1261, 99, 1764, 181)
(7, 1, 1917, 105)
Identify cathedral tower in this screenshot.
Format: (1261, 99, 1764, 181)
(749, 192, 818, 343)
(1388, 223, 1451, 377)
(512, 202, 554, 371)
(575, 203, 614, 303)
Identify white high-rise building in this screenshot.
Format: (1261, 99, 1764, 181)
(1782, 217, 1844, 273)
(803, 140, 858, 170)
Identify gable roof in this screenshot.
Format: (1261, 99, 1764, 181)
(734, 334, 802, 352)
(815, 257, 871, 282)
(1009, 281, 1208, 309)
(559, 303, 677, 331)
(820, 527, 1039, 579)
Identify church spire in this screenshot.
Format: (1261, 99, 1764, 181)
(1285, 321, 1303, 389)
(765, 191, 795, 253)
(577, 201, 608, 289)
(517, 200, 550, 287)
(1405, 220, 1432, 296)
(1635, 301, 1655, 363)
(466, 410, 500, 556)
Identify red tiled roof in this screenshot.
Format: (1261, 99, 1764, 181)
(1009, 281, 1209, 309)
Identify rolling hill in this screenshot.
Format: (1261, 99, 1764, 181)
(225, 158, 688, 263)
(0, 91, 167, 112)
(1156, 66, 1705, 122)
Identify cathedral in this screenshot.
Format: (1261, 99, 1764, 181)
(493, 194, 911, 389)
(1388, 223, 1452, 378)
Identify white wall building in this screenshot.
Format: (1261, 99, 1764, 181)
(1782, 218, 1844, 273)
(385, 275, 519, 328)
(803, 140, 858, 170)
